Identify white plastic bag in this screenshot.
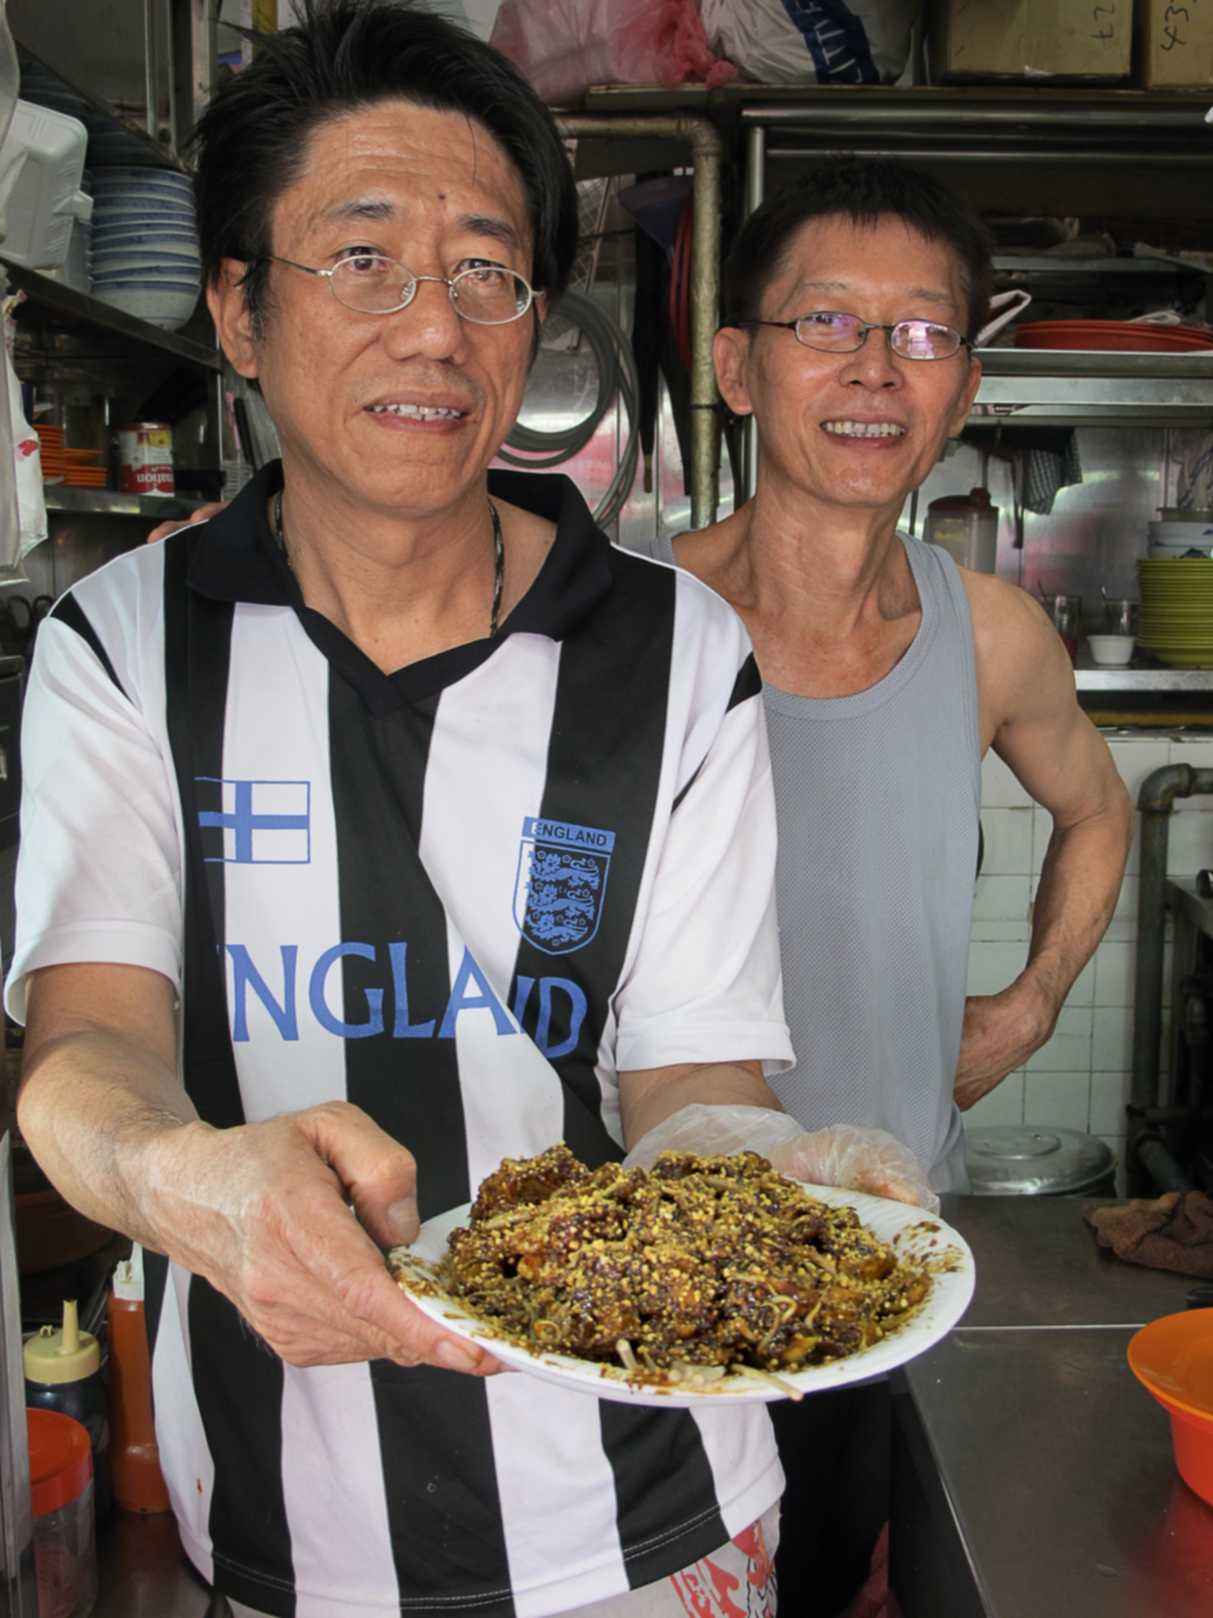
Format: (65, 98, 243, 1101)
(0, 3, 35, 581)
(0, 0, 15, 231)
(490, 0, 735, 103)
(2, 297, 46, 575)
(701, 0, 915, 85)
(623, 1103, 939, 1212)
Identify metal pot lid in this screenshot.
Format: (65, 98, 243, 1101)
(965, 1125, 1115, 1194)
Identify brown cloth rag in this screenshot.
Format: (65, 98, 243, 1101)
(1084, 1191, 1213, 1278)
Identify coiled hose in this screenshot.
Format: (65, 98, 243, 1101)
(499, 289, 640, 531)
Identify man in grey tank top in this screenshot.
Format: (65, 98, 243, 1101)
(644, 160, 1132, 1618)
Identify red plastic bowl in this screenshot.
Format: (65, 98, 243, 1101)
(1014, 320, 1213, 353)
(1128, 1309, 1213, 1507)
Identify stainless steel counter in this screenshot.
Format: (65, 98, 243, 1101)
(94, 1512, 211, 1618)
(93, 1196, 1210, 1618)
(895, 1328, 1213, 1618)
(893, 1195, 1213, 1618)
(938, 1193, 1194, 1329)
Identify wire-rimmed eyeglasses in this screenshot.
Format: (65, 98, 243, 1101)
(736, 311, 971, 361)
(257, 252, 537, 325)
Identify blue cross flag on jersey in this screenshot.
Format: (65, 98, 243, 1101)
(196, 777, 312, 864)
(514, 815, 614, 955)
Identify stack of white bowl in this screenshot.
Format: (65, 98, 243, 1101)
(89, 166, 200, 331)
(1148, 509, 1213, 560)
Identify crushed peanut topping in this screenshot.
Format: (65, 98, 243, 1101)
(400, 1144, 932, 1385)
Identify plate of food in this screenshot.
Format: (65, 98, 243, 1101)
(388, 1144, 975, 1407)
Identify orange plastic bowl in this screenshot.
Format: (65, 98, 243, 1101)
(1128, 1309, 1213, 1507)
(1014, 320, 1213, 353)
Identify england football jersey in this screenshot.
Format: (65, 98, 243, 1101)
(8, 463, 792, 1618)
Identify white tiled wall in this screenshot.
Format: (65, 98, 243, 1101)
(966, 734, 1212, 1184)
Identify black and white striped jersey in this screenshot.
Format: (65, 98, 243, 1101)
(8, 463, 792, 1618)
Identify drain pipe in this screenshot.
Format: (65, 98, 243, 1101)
(1130, 762, 1213, 1192)
(555, 115, 723, 529)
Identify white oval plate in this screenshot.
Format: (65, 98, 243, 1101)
(392, 1181, 975, 1407)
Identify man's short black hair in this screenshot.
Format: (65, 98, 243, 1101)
(722, 159, 994, 343)
(190, 0, 577, 334)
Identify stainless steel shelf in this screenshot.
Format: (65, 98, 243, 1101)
(584, 84, 1213, 124)
(42, 488, 208, 520)
(971, 346, 1213, 424)
(1076, 666, 1213, 691)
(15, 41, 187, 172)
(993, 254, 1206, 278)
(1, 258, 219, 371)
(734, 85, 1213, 239)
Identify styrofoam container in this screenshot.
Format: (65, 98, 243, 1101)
(44, 195, 92, 294)
(0, 99, 88, 268)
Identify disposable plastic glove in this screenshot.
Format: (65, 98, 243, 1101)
(623, 1103, 939, 1214)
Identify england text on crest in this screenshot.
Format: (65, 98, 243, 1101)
(513, 816, 615, 955)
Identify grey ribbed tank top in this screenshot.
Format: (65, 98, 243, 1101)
(637, 531, 980, 1192)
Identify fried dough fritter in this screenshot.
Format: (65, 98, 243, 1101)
(436, 1145, 930, 1377)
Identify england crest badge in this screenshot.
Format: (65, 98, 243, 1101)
(514, 816, 615, 955)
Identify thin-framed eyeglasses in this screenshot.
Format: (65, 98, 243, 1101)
(256, 252, 538, 325)
(736, 311, 970, 361)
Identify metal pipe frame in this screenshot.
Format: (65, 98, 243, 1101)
(555, 115, 722, 529)
(738, 96, 1213, 133)
(143, 0, 162, 138)
(170, 0, 217, 161)
(1130, 763, 1213, 1193)
(1132, 1131, 1195, 1195)
(737, 124, 766, 503)
(766, 147, 1213, 168)
(1134, 1106, 1213, 1126)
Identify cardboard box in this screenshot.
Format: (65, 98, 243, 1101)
(931, 0, 1132, 82)
(1142, 3, 1213, 88)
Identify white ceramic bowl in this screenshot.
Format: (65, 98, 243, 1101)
(90, 230, 199, 251)
(92, 188, 195, 210)
(92, 201, 194, 218)
(1149, 520, 1213, 546)
(92, 282, 200, 330)
(91, 266, 201, 289)
(91, 247, 199, 268)
(91, 176, 192, 193)
(1149, 543, 1213, 560)
(1088, 634, 1135, 667)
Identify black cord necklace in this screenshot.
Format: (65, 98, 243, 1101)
(272, 490, 505, 637)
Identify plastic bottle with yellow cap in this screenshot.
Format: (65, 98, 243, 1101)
(24, 1299, 111, 1522)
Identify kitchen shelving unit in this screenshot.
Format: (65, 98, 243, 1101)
(973, 347, 1213, 426)
(3, 4, 227, 534)
(41, 487, 209, 520)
